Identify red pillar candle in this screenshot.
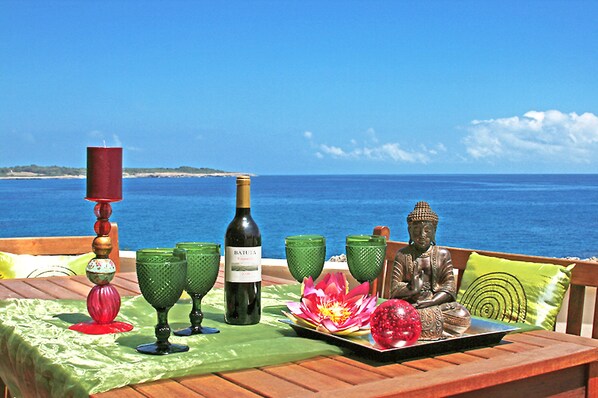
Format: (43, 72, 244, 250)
(86, 147, 123, 202)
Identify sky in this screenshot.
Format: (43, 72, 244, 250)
(1, 1, 597, 175)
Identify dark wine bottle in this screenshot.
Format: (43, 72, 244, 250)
(224, 175, 261, 325)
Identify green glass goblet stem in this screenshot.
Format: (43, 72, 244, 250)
(185, 293, 208, 333)
(285, 235, 326, 283)
(136, 248, 189, 355)
(174, 242, 221, 336)
(345, 235, 387, 284)
(152, 306, 175, 353)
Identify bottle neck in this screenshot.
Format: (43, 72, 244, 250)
(236, 181, 251, 209)
(235, 207, 251, 216)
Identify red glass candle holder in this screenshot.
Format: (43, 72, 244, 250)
(69, 202, 133, 334)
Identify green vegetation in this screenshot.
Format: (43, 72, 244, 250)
(0, 165, 229, 177)
(125, 166, 226, 175)
(0, 165, 85, 176)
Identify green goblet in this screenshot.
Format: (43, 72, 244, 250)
(174, 242, 221, 336)
(345, 235, 387, 284)
(136, 248, 189, 355)
(285, 235, 326, 283)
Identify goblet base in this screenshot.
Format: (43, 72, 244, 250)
(69, 321, 133, 335)
(136, 342, 189, 355)
(174, 326, 220, 336)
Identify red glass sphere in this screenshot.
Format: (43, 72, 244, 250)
(94, 219, 112, 236)
(94, 202, 112, 219)
(370, 299, 422, 348)
(87, 284, 121, 324)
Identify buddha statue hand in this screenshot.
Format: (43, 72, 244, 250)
(413, 299, 433, 309)
(414, 291, 453, 309)
(406, 268, 424, 297)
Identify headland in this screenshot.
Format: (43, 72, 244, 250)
(0, 165, 249, 179)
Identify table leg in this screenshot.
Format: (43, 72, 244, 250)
(588, 361, 598, 398)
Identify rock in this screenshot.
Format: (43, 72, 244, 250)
(328, 254, 347, 262)
(564, 256, 598, 263)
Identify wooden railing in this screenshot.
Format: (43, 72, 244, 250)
(0, 223, 120, 271)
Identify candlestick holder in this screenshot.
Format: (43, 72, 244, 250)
(69, 201, 133, 334)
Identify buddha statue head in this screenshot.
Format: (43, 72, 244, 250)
(407, 201, 438, 251)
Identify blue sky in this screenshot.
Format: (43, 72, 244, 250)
(1, 1, 597, 174)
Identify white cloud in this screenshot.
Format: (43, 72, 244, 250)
(304, 131, 313, 139)
(112, 134, 122, 147)
(320, 145, 348, 157)
(311, 128, 438, 164)
(463, 110, 598, 163)
(365, 128, 378, 143)
(374, 143, 430, 163)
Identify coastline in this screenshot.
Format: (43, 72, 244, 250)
(0, 172, 249, 180)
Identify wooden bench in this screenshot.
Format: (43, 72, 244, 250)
(373, 225, 598, 338)
(0, 223, 120, 272)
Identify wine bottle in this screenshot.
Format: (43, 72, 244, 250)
(224, 175, 261, 325)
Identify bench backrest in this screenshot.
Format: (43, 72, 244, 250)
(373, 225, 598, 338)
(0, 223, 120, 272)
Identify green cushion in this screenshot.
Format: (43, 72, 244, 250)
(0, 251, 95, 279)
(457, 252, 574, 330)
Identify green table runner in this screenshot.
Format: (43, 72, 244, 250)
(0, 284, 344, 398)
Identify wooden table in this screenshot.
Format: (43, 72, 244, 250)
(2, 272, 598, 398)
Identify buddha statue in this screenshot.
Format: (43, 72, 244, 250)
(390, 201, 471, 339)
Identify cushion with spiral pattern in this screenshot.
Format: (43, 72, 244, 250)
(456, 252, 573, 330)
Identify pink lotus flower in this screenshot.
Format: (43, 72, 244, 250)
(284, 272, 377, 336)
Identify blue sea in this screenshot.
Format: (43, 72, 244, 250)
(1, 175, 597, 260)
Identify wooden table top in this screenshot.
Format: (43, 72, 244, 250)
(2, 272, 598, 398)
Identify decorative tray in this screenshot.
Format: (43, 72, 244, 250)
(280, 317, 518, 361)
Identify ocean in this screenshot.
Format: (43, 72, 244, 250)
(1, 174, 597, 260)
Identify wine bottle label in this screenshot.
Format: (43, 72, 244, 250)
(225, 246, 262, 283)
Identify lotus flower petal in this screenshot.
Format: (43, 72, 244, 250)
(302, 276, 320, 297)
(284, 272, 378, 336)
(346, 281, 370, 298)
